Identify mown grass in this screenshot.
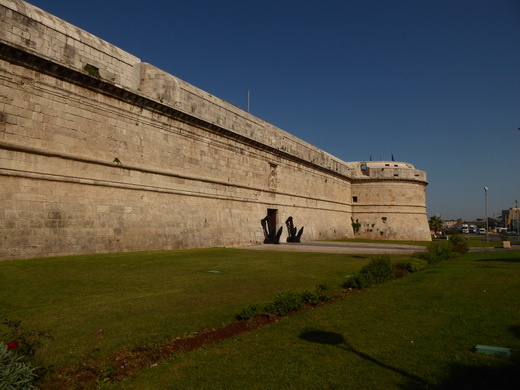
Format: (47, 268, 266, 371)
(0, 249, 377, 369)
(2, 248, 519, 389)
(113, 250, 520, 390)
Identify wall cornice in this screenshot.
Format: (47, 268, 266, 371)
(0, 41, 351, 183)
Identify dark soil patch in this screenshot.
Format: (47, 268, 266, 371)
(40, 295, 348, 389)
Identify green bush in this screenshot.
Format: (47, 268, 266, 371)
(0, 341, 38, 390)
(360, 256, 394, 284)
(449, 234, 469, 254)
(315, 283, 331, 301)
(300, 283, 331, 304)
(416, 241, 453, 264)
(394, 258, 428, 273)
(265, 291, 306, 316)
(393, 267, 408, 278)
(239, 284, 332, 318)
(235, 304, 264, 321)
(343, 257, 394, 289)
(344, 272, 374, 289)
(499, 231, 509, 241)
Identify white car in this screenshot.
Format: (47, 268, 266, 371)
(478, 228, 486, 234)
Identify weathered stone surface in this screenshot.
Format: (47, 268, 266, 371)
(0, 0, 430, 260)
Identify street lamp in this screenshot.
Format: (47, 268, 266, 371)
(484, 187, 489, 243)
(515, 200, 520, 241)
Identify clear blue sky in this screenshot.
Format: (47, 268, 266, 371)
(27, 0, 520, 222)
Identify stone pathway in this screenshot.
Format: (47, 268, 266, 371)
(242, 241, 426, 254)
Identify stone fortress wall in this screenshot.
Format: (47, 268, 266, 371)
(0, 0, 430, 260)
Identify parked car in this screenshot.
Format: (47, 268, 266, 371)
(478, 228, 486, 234)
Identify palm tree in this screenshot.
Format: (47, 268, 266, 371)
(429, 216, 443, 236)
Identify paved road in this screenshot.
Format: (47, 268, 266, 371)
(242, 241, 427, 255)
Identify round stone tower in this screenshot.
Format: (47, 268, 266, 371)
(348, 161, 431, 241)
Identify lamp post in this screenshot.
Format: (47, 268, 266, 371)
(515, 201, 520, 241)
(484, 187, 489, 243)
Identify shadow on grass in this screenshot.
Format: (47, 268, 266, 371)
(509, 325, 520, 338)
(299, 329, 430, 387)
(299, 328, 520, 390)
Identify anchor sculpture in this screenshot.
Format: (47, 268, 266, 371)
(261, 215, 283, 244)
(285, 216, 304, 243)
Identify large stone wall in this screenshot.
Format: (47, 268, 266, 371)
(0, 0, 430, 260)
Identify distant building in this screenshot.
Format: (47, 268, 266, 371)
(504, 208, 520, 232)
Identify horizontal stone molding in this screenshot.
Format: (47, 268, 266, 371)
(0, 142, 350, 211)
(352, 208, 428, 214)
(0, 41, 353, 183)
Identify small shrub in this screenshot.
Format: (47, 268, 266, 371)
(314, 283, 331, 302)
(418, 241, 452, 264)
(394, 260, 408, 270)
(0, 341, 38, 390)
(265, 291, 306, 316)
(237, 284, 332, 319)
(449, 234, 469, 254)
(301, 290, 321, 305)
(394, 258, 428, 273)
(235, 304, 264, 321)
(344, 272, 374, 289)
(1, 319, 51, 359)
(393, 267, 408, 278)
(343, 257, 394, 289)
(300, 283, 331, 304)
(360, 256, 393, 284)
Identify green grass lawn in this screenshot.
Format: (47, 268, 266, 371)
(1, 248, 519, 389)
(114, 250, 520, 390)
(0, 249, 377, 369)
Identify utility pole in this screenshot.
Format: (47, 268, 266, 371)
(484, 187, 489, 243)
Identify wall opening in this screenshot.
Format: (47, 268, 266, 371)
(267, 208, 277, 230)
(268, 163, 278, 190)
(261, 209, 282, 244)
(360, 163, 369, 176)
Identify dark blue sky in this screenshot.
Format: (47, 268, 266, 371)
(27, 0, 520, 221)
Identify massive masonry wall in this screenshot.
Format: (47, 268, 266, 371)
(0, 0, 430, 260)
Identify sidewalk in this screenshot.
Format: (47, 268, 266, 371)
(242, 241, 427, 255)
